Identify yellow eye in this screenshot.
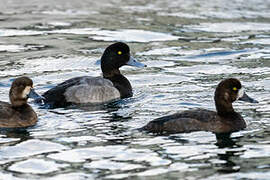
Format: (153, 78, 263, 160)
(233, 87, 237, 91)
(117, 51, 122, 55)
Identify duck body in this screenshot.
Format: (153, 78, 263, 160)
(142, 108, 246, 134)
(41, 42, 146, 108)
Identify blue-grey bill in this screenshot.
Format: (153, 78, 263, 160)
(126, 56, 146, 68)
(28, 88, 44, 101)
(238, 92, 258, 103)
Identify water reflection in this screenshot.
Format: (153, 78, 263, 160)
(216, 151, 241, 173)
(215, 133, 236, 148)
(0, 129, 31, 141)
(215, 138, 246, 174)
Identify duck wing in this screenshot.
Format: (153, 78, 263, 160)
(42, 76, 120, 108)
(42, 76, 83, 108)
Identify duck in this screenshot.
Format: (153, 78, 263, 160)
(41, 42, 146, 108)
(142, 78, 258, 136)
(0, 77, 43, 129)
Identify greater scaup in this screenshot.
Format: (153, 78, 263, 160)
(0, 77, 42, 129)
(41, 42, 146, 108)
(142, 78, 258, 136)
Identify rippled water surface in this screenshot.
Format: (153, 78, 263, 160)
(0, 0, 270, 179)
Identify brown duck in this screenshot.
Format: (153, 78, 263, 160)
(0, 77, 42, 129)
(142, 78, 258, 135)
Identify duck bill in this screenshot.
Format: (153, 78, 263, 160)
(28, 88, 44, 100)
(238, 92, 258, 103)
(126, 56, 146, 68)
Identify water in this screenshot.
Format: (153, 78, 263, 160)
(0, 0, 270, 179)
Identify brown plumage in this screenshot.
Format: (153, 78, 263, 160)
(0, 77, 41, 129)
(142, 78, 258, 135)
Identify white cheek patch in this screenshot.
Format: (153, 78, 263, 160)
(237, 87, 244, 100)
(22, 86, 31, 98)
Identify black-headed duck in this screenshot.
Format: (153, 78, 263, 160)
(41, 42, 146, 108)
(142, 78, 258, 135)
(0, 77, 42, 129)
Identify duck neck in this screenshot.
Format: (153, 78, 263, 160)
(102, 69, 121, 78)
(10, 98, 28, 108)
(102, 70, 132, 98)
(214, 92, 235, 117)
(9, 90, 28, 108)
(215, 100, 235, 116)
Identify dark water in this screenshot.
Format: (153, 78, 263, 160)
(0, 0, 270, 179)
